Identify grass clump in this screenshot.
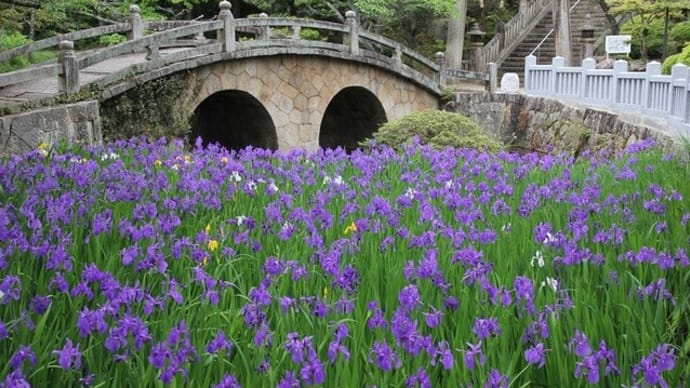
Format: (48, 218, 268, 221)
(368, 109, 501, 151)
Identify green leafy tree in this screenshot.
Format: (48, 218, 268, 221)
(607, 0, 690, 60)
(242, 0, 457, 53)
(620, 15, 666, 59)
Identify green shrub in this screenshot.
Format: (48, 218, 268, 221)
(300, 28, 326, 41)
(368, 109, 501, 151)
(0, 30, 30, 73)
(0, 29, 58, 73)
(99, 33, 127, 46)
(662, 43, 690, 74)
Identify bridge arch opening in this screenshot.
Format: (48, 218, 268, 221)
(189, 90, 278, 151)
(319, 86, 387, 151)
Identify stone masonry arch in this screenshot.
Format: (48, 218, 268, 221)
(189, 90, 278, 151)
(177, 54, 439, 151)
(319, 86, 387, 150)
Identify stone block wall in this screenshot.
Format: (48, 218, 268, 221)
(0, 101, 102, 158)
(450, 92, 675, 156)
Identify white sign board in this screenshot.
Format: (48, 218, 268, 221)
(605, 35, 632, 55)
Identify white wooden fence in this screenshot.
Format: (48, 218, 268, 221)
(524, 55, 690, 139)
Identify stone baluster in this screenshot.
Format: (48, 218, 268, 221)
(129, 5, 144, 40)
(550, 56, 564, 97)
(581, 57, 596, 99)
(524, 54, 537, 92)
(259, 13, 270, 40)
(292, 25, 301, 40)
(218, 1, 236, 52)
(436, 52, 446, 88)
(393, 46, 403, 70)
(58, 40, 79, 94)
(496, 22, 505, 52)
(146, 45, 159, 61)
(644, 62, 661, 110)
(344, 11, 359, 56)
(671, 63, 688, 117)
(488, 62, 498, 94)
(611, 59, 628, 107)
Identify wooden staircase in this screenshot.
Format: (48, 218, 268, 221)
(497, 0, 610, 82)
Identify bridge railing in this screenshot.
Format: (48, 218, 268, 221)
(0, 1, 448, 97)
(525, 55, 690, 138)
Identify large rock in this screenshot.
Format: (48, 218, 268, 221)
(0, 101, 102, 157)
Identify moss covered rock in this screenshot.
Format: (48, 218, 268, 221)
(368, 110, 501, 151)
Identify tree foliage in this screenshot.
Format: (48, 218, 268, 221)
(620, 15, 666, 59)
(0, 0, 193, 40)
(241, 0, 456, 53)
(606, 0, 690, 60)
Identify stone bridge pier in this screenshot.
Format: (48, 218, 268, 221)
(181, 55, 439, 151)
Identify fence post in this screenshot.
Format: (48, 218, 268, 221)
(612, 60, 627, 107)
(129, 5, 144, 40)
(551, 56, 564, 96)
(436, 52, 446, 88)
(393, 46, 403, 71)
(524, 55, 537, 93)
(344, 11, 359, 56)
(581, 57, 596, 99)
(58, 40, 79, 94)
(488, 62, 498, 94)
(258, 13, 270, 40)
(291, 25, 301, 40)
(644, 61, 661, 110)
(671, 64, 688, 118)
(218, 1, 236, 52)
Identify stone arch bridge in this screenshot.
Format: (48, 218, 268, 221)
(0, 2, 487, 155)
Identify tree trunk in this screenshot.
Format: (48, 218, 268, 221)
(640, 27, 649, 61)
(553, 0, 571, 65)
(446, 0, 467, 70)
(595, 0, 619, 34)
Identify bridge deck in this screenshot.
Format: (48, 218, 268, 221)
(0, 48, 188, 110)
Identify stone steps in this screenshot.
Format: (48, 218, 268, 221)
(500, 11, 556, 79)
(498, 0, 610, 84)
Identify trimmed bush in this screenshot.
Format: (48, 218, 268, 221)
(662, 43, 690, 74)
(368, 110, 501, 151)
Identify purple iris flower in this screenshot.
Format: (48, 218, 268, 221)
(473, 317, 502, 340)
(484, 369, 510, 388)
(464, 341, 485, 371)
(52, 338, 82, 370)
(212, 374, 241, 388)
(524, 343, 547, 368)
(369, 340, 401, 371)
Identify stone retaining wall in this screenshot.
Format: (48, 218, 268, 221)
(450, 93, 675, 156)
(0, 101, 102, 157)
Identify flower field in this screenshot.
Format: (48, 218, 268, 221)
(0, 137, 688, 387)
